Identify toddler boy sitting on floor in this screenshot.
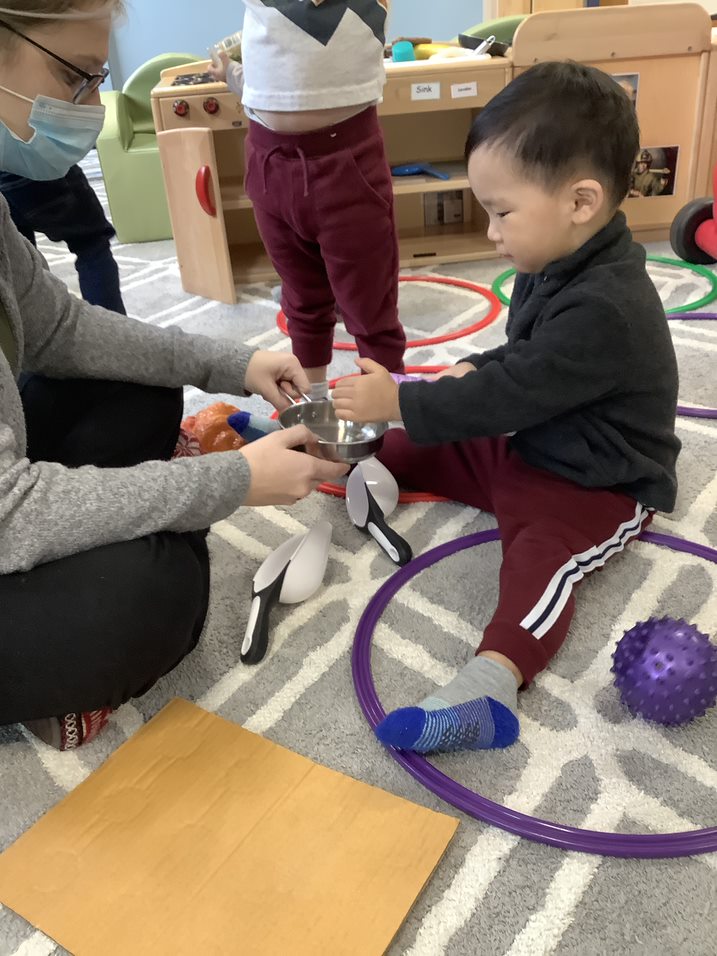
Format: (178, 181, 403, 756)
(333, 61, 681, 755)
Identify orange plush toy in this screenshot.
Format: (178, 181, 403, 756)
(182, 402, 248, 454)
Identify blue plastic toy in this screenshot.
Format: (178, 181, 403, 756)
(391, 40, 415, 62)
(391, 163, 451, 181)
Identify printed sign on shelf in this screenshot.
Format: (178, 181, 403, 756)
(451, 82, 478, 99)
(411, 82, 441, 101)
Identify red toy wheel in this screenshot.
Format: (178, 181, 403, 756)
(670, 198, 716, 265)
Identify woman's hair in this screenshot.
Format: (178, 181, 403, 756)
(0, 1, 124, 47)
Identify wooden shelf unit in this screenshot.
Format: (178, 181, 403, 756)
(220, 177, 253, 212)
(153, 57, 510, 303)
(152, 3, 716, 304)
(229, 241, 274, 286)
(391, 163, 470, 197)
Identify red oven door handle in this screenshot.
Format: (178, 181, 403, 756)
(195, 165, 217, 217)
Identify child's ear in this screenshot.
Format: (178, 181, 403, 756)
(570, 179, 604, 224)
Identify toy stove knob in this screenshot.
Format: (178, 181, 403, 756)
(203, 97, 220, 115)
(173, 99, 190, 117)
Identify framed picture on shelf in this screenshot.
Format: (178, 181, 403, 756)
(628, 146, 679, 198)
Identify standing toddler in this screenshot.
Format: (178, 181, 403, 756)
(210, 1, 406, 398)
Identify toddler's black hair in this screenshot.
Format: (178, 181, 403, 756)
(465, 61, 640, 207)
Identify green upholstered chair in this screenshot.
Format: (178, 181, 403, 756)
(455, 15, 527, 46)
(97, 53, 199, 244)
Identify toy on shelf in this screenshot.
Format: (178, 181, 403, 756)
(458, 34, 509, 57)
(388, 39, 493, 63)
(456, 12, 526, 53)
(611, 616, 717, 726)
(384, 35, 429, 57)
(346, 457, 413, 566)
(241, 521, 333, 665)
(391, 163, 451, 181)
(425, 35, 496, 62)
(391, 39, 416, 62)
(670, 163, 717, 264)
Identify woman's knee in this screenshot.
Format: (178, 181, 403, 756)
(0, 532, 211, 722)
(115, 532, 211, 698)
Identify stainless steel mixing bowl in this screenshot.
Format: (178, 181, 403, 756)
(278, 400, 387, 464)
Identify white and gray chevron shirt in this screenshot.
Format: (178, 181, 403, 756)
(241, 0, 388, 110)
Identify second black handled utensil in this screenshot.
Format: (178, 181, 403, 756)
(346, 457, 412, 566)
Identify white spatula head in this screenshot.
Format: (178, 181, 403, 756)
(280, 520, 332, 604)
(358, 457, 399, 517)
(253, 532, 306, 592)
(346, 464, 370, 528)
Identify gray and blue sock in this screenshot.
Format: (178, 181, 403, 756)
(375, 656, 520, 754)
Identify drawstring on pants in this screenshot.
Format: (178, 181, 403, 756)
(260, 145, 310, 197)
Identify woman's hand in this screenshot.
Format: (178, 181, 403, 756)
(241, 426, 348, 505)
(244, 351, 311, 411)
(332, 359, 401, 423)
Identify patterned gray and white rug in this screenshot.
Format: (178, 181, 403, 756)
(0, 156, 715, 956)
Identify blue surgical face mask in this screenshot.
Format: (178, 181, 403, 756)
(0, 86, 105, 180)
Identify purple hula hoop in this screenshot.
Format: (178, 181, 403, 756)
(352, 528, 717, 858)
(668, 312, 717, 418)
(677, 405, 717, 420)
(668, 312, 717, 320)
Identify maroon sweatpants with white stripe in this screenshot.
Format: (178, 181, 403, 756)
(378, 432, 652, 685)
(244, 107, 406, 371)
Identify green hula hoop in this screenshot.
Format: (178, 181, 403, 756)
(491, 256, 717, 315)
(492, 267, 518, 308)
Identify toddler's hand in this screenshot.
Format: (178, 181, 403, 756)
(241, 426, 348, 506)
(333, 358, 401, 423)
(207, 50, 230, 83)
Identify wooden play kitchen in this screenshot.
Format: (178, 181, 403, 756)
(151, 3, 716, 304)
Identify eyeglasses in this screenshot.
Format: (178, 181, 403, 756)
(0, 18, 109, 104)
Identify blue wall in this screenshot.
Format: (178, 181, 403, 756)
(110, 1, 484, 87)
(390, 2, 484, 41)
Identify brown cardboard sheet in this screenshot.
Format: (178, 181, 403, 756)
(0, 699, 458, 955)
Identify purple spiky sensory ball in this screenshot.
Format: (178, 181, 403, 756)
(611, 617, 717, 726)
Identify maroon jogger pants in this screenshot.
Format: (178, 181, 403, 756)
(244, 107, 406, 371)
(379, 431, 652, 685)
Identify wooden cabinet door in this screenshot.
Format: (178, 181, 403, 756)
(157, 127, 237, 304)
